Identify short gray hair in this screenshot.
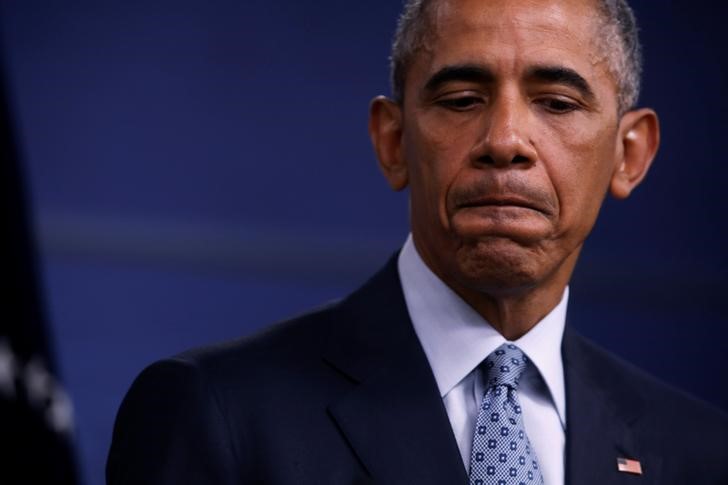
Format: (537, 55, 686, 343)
(389, 0, 643, 115)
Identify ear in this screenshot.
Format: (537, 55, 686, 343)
(369, 96, 408, 191)
(609, 108, 660, 199)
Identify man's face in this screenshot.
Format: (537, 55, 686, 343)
(397, 0, 627, 296)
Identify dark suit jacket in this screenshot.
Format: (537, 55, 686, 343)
(107, 257, 728, 484)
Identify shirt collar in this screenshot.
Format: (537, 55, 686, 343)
(397, 234, 567, 425)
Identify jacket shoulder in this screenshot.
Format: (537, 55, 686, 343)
(107, 301, 343, 484)
(173, 300, 339, 383)
(566, 330, 728, 480)
(570, 332, 726, 422)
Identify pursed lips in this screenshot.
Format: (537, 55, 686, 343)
(457, 195, 550, 215)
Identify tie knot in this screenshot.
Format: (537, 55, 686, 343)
(482, 343, 529, 389)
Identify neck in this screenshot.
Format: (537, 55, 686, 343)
(414, 240, 579, 340)
(453, 279, 569, 340)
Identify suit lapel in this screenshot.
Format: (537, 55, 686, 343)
(322, 258, 670, 484)
(563, 328, 662, 485)
(323, 257, 468, 484)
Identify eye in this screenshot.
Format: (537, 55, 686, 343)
(436, 95, 484, 111)
(537, 97, 580, 114)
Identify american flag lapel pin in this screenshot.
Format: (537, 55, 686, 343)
(617, 457, 643, 475)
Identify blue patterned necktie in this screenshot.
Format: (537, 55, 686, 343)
(468, 343, 545, 485)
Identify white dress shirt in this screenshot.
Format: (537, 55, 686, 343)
(397, 235, 567, 485)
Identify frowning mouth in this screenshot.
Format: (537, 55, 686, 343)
(457, 195, 550, 215)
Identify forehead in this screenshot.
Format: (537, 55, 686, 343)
(414, 0, 612, 88)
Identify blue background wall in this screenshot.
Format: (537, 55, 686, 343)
(1, 1, 726, 483)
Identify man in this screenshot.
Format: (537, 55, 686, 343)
(107, 0, 727, 483)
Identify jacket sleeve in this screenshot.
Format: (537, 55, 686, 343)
(106, 357, 247, 484)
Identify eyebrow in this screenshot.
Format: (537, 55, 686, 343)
(423, 63, 596, 102)
(525, 65, 596, 102)
(423, 64, 495, 93)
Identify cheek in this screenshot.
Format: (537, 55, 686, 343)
(539, 122, 617, 236)
(411, 108, 479, 161)
(404, 113, 476, 220)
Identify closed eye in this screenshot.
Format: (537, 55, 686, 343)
(537, 97, 580, 114)
(436, 95, 484, 111)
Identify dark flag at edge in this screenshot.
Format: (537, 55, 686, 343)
(0, 46, 80, 484)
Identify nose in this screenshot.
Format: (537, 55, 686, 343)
(471, 93, 537, 168)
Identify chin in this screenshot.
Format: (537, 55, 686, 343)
(451, 237, 546, 295)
